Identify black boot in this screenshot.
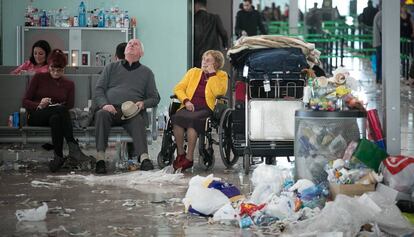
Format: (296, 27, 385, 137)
(49, 155, 66, 172)
(95, 160, 107, 174)
(68, 141, 90, 162)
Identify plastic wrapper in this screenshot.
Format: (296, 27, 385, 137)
(16, 203, 48, 222)
(212, 203, 238, 222)
(285, 192, 414, 237)
(382, 155, 414, 194)
(264, 195, 295, 220)
(249, 164, 285, 204)
(295, 155, 328, 184)
(366, 109, 385, 150)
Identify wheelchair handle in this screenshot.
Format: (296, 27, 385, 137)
(216, 95, 228, 101)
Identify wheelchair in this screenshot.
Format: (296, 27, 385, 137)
(157, 95, 238, 170)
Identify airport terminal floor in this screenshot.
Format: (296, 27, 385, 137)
(0, 57, 413, 236)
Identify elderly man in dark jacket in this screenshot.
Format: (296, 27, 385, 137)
(193, 0, 229, 68)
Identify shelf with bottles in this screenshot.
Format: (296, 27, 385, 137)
(24, 1, 136, 29)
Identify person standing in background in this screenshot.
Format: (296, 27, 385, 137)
(193, 0, 229, 68)
(235, 0, 267, 38)
(373, 9, 382, 84)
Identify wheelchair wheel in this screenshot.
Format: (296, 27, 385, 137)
(157, 128, 176, 168)
(198, 134, 215, 171)
(243, 153, 251, 175)
(219, 108, 239, 169)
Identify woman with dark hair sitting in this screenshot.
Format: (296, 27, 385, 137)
(171, 50, 228, 171)
(22, 49, 92, 172)
(11, 40, 51, 75)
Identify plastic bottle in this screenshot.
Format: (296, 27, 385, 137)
(86, 10, 93, 27)
(123, 10, 129, 28)
(105, 11, 110, 28)
(55, 9, 62, 27)
(78, 1, 87, 27)
(40, 10, 48, 27)
(98, 9, 105, 27)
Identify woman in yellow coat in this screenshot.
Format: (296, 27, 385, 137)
(172, 50, 228, 171)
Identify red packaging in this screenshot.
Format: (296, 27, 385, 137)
(367, 109, 383, 140)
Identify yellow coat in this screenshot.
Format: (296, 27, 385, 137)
(174, 68, 228, 111)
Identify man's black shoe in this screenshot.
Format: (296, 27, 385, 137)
(140, 159, 154, 171)
(49, 155, 66, 172)
(95, 160, 107, 174)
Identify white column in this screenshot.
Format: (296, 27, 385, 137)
(289, 0, 299, 34)
(382, 0, 400, 154)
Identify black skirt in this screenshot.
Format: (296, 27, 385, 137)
(171, 108, 212, 134)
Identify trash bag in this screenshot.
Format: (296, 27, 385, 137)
(250, 164, 285, 204)
(382, 155, 414, 194)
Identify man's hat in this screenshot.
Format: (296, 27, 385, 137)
(121, 101, 140, 120)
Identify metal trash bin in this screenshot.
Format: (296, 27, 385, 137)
(294, 110, 366, 183)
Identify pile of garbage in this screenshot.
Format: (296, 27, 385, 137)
(181, 163, 414, 235)
(304, 67, 364, 111)
(183, 165, 329, 232)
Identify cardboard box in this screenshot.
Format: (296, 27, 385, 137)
(329, 183, 376, 200)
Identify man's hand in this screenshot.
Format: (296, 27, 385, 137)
(102, 104, 117, 114)
(135, 101, 144, 111)
(38, 97, 51, 109)
(185, 101, 194, 112)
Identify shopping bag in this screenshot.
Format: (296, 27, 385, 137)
(382, 155, 414, 193)
(353, 138, 388, 172)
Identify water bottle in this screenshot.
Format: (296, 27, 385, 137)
(105, 11, 110, 28)
(98, 9, 105, 27)
(40, 10, 48, 27)
(78, 1, 86, 27)
(86, 10, 93, 27)
(123, 10, 129, 28)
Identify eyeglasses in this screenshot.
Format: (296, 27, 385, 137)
(49, 67, 64, 73)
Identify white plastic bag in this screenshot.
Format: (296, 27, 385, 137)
(212, 203, 238, 221)
(249, 164, 284, 204)
(382, 156, 414, 194)
(183, 174, 230, 216)
(16, 202, 48, 221)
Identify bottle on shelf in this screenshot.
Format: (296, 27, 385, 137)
(78, 1, 87, 27)
(105, 10, 110, 28)
(39, 10, 48, 27)
(55, 9, 62, 27)
(48, 10, 55, 27)
(86, 10, 93, 27)
(98, 9, 105, 27)
(123, 10, 129, 28)
(24, 1, 34, 26)
(61, 7, 70, 27)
